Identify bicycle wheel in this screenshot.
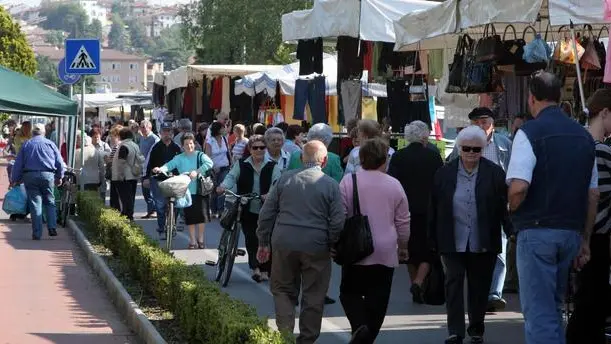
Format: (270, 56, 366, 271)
(215, 229, 230, 282)
(165, 202, 174, 251)
(61, 188, 71, 227)
(221, 222, 241, 287)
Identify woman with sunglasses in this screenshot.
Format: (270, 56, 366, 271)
(429, 125, 512, 344)
(216, 135, 281, 282)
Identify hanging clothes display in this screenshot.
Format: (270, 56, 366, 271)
(340, 80, 362, 123)
(293, 76, 327, 124)
(152, 107, 168, 133)
(201, 76, 213, 123)
(378, 43, 421, 76)
(296, 38, 323, 75)
(387, 79, 431, 133)
(210, 78, 223, 110)
(363, 41, 373, 81)
(362, 97, 377, 120)
(195, 81, 203, 117)
(499, 75, 529, 117)
(182, 84, 195, 116)
(337, 36, 365, 80)
(221, 77, 231, 114)
(377, 97, 388, 124)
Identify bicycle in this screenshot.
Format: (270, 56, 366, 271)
(58, 167, 80, 227)
(205, 189, 257, 287)
(154, 171, 190, 252)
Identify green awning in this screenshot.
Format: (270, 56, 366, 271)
(0, 65, 78, 117)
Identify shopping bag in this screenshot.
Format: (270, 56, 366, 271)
(422, 257, 446, 305)
(174, 192, 192, 209)
(3, 185, 27, 215)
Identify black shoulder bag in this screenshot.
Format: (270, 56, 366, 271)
(333, 173, 374, 266)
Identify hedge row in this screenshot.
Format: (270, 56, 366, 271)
(77, 191, 292, 344)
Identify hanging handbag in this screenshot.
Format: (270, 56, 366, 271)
(422, 256, 446, 305)
(553, 26, 585, 65)
(580, 25, 602, 70)
(594, 26, 608, 71)
(333, 173, 374, 266)
(195, 152, 215, 196)
(512, 26, 549, 76)
(445, 34, 472, 93)
(498, 25, 525, 66)
(475, 24, 506, 63)
(464, 37, 502, 94)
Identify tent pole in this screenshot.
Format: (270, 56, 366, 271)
(80, 78, 85, 191)
(569, 21, 587, 116)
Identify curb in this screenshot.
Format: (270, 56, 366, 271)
(67, 219, 167, 344)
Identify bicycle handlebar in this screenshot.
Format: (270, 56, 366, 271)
(223, 189, 261, 201)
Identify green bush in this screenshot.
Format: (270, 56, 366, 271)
(77, 191, 292, 344)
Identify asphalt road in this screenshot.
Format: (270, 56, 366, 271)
(127, 190, 525, 344)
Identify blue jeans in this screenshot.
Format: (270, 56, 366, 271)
(22, 172, 57, 238)
(517, 229, 581, 344)
(293, 76, 327, 123)
(142, 178, 156, 214)
(150, 178, 167, 233)
(489, 231, 507, 300)
(211, 166, 229, 214)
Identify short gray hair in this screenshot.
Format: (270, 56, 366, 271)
(404, 121, 430, 143)
(140, 119, 152, 129)
(32, 123, 45, 136)
(307, 123, 333, 147)
(456, 125, 487, 148)
(264, 127, 285, 143)
(178, 118, 192, 131)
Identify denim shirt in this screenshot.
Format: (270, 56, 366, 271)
(453, 162, 480, 252)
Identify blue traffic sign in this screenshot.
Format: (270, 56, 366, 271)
(65, 39, 101, 75)
(57, 58, 80, 85)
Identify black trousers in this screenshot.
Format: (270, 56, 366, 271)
(441, 252, 496, 338)
(109, 180, 121, 209)
(340, 264, 394, 343)
(566, 233, 611, 344)
(116, 180, 137, 220)
(241, 211, 271, 272)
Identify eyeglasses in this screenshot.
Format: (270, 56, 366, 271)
(250, 145, 266, 151)
(461, 146, 482, 153)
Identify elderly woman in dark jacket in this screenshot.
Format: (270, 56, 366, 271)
(429, 125, 512, 344)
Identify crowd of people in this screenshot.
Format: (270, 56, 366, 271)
(3, 71, 610, 344)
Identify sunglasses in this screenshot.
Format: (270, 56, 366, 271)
(250, 145, 266, 151)
(461, 146, 482, 153)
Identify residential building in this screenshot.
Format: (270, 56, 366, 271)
(78, 0, 109, 25)
(147, 62, 164, 85)
(33, 46, 149, 92)
(144, 9, 180, 37)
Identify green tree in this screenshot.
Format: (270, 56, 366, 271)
(35, 55, 61, 88)
(127, 19, 155, 53)
(0, 6, 37, 76)
(111, 0, 130, 18)
(87, 19, 104, 41)
(180, 0, 310, 64)
(152, 25, 191, 70)
(44, 30, 66, 47)
(108, 14, 131, 51)
(40, 3, 90, 38)
(58, 76, 96, 96)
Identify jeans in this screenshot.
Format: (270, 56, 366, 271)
(489, 231, 508, 300)
(22, 171, 57, 238)
(517, 229, 581, 344)
(293, 76, 326, 124)
(150, 178, 166, 232)
(141, 178, 156, 214)
(210, 166, 229, 214)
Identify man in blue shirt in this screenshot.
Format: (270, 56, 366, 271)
(139, 119, 159, 218)
(11, 123, 65, 240)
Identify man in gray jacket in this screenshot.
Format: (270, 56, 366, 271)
(257, 140, 345, 344)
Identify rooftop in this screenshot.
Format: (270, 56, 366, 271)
(33, 45, 149, 61)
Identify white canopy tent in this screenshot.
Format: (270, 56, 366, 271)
(73, 92, 152, 109)
(281, 0, 438, 43)
(165, 65, 284, 94)
(234, 55, 388, 98)
(393, 0, 608, 51)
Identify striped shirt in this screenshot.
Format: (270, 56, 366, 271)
(594, 141, 611, 234)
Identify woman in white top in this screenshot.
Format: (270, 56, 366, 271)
(231, 124, 249, 163)
(345, 120, 395, 174)
(205, 121, 232, 216)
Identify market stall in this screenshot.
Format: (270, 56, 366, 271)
(0, 65, 78, 167)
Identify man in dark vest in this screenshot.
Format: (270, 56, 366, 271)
(506, 71, 599, 344)
(217, 134, 281, 282)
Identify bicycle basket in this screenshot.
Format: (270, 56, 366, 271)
(220, 198, 240, 230)
(158, 175, 191, 198)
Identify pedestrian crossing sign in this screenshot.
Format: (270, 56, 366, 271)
(65, 39, 101, 75)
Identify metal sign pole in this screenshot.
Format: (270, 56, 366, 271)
(80, 78, 85, 191)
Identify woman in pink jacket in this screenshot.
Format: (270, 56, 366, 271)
(338, 137, 411, 344)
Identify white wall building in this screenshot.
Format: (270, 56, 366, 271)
(78, 0, 108, 25)
(144, 11, 180, 37)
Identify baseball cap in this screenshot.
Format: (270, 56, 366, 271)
(468, 107, 495, 120)
(160, 122, 173, 130)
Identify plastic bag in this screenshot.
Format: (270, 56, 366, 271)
(3, 185, 27, 215)
(158, 175, 191, 198)
(523, 34, 551, 63)
(174, 192, 192, 209)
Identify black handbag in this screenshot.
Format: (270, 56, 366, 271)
(196, 152, 215, 196)
(422, 257, 446, 305)
(475, 24, 506, 63)
(594, 26, 608, 72)
(445, 34, 473, 94)
(498, 24, 526, 66)
(333, 173, 374, 266)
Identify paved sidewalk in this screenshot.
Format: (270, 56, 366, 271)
(0, 162, 135, 344)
